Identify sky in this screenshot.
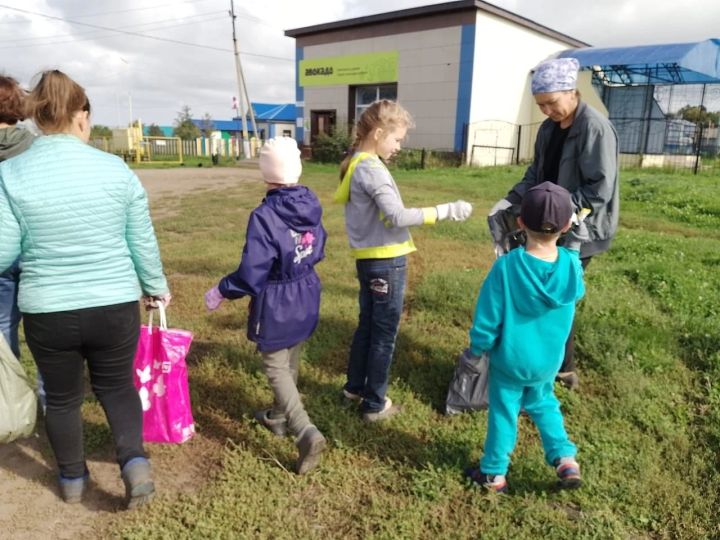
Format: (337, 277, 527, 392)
(1, 0, 719, 128)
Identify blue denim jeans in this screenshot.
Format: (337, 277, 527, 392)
(0, 258, 21, 358)
(344, 256, 407, 413)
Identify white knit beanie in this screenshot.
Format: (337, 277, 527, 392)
(258, 137, 302, 185)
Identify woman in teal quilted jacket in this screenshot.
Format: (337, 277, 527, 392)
(0, 70, 169, 509)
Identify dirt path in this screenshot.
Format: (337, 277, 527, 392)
(136, 164, 263, 199)
(0, 165, 259, 539)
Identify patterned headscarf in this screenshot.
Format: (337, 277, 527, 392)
(531, 58, 580, 95)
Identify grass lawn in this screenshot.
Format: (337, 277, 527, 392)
(104, 163, 719, 538)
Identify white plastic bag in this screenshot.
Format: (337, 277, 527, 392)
(0, 334, 37, 443)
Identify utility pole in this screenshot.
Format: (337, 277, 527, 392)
(229, 0, 258, 158)
(128, 93, 133, 127)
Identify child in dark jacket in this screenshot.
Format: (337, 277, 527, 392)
(205, 137, 327, 474)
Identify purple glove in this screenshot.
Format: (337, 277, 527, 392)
(204, 286, 225, 312)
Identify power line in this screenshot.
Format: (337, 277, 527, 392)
(0, 10, 226, 45)
(0, 15, 229, 50)
(68, 0, 214, 19)
(0, 4, 294, 61)
(0, 4, 230, 52)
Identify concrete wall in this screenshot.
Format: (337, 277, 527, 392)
(396, 26, 462, 150)
(468, 11, 582, 165)
(300, 25, 462, 149)
(271, 122, 295, 138)
(296, 9, 587, 160)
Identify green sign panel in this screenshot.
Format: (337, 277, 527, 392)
(299, 51, 398, 87)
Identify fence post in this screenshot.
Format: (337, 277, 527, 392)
(693, 124, 704, 175)
(421, 148, 426, 169)
(516, 124, 522, 164)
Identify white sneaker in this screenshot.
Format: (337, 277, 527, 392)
(362, 397, 401, 423)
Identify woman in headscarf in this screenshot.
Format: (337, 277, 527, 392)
(488, 57, 619, 390)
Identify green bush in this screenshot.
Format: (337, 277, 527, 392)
(312, 129, 352, 163)
(391, 148, 463, 169)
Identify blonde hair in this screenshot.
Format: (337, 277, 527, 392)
(339, 99, 414, 179)
(25, 70, 90, 134)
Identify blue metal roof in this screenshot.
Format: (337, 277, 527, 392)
(187, 103, 295, 134)
(558, 39, 720, 84)
(250, 103, 296, 122)
(143, 126, 174, 137)
(191, 118, 257, 134)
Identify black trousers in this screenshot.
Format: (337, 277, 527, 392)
(560, 257, 592, 373)
(24, 301, 145, 478)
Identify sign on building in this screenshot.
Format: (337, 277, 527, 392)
(299, 51, 398, 87)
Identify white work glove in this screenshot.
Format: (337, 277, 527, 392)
(142, 292, 172, 311)
(565, 209, 591, 251)
(204, 286, 225, 312)
(436, 200, 473, 222)
(488, 198, 512, 217)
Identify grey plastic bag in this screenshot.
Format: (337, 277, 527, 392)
(445, 348, 489, 415)
(487, 204, 525, 257)
(0, 334, 37, 443)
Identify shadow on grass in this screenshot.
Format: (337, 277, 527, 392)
(304, 315, 460, 413)
(189, 314, 475, 474)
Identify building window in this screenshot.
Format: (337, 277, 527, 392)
(283, 129, 292, 137)
(352, 84, 397, 123)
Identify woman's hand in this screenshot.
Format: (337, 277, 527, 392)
(142, 292, 172, 310)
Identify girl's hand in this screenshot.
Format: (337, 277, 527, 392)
(436, 200, 473, 222)
(204, 286, 225, 312)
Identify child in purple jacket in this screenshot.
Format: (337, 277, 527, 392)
(205, 137, 327, 474)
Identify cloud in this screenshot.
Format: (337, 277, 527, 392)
(1, 0, 719, 127)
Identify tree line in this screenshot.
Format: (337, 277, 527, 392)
(90, 105, 216, 141)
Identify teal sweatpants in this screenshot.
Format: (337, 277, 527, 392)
(480, 375, 576, 475)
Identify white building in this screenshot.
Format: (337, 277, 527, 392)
(285, 0, 594, 165)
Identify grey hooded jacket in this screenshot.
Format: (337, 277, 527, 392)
(0, 126, 34, 163)
(507, 101, 619, 258)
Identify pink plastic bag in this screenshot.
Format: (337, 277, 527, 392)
(133, 303, 195, 443)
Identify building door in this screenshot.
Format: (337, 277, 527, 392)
(310, 110, 336, 143)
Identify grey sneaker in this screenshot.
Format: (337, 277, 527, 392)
(341, 388, 363, 407)
(121, 457, 155, 510)
(58, 470, 89, 504)
(362, 397, 401, 423)
(556, 371, 580, 391)
(254, 409, 288, 437)
(295, 425, 326, 475)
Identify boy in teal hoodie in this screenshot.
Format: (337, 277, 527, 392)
(465, 182, 585, 493)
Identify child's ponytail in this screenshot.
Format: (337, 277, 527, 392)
(339, 131, 363, 181)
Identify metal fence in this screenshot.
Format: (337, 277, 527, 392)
(465, 83, 720, 174)
(89, 136, 260, 162)
(467, 119, 719, 174)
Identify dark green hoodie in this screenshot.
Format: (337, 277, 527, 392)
(0, 126, 34, 162)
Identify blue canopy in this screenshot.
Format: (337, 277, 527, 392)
(558, 39, 720, 84)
